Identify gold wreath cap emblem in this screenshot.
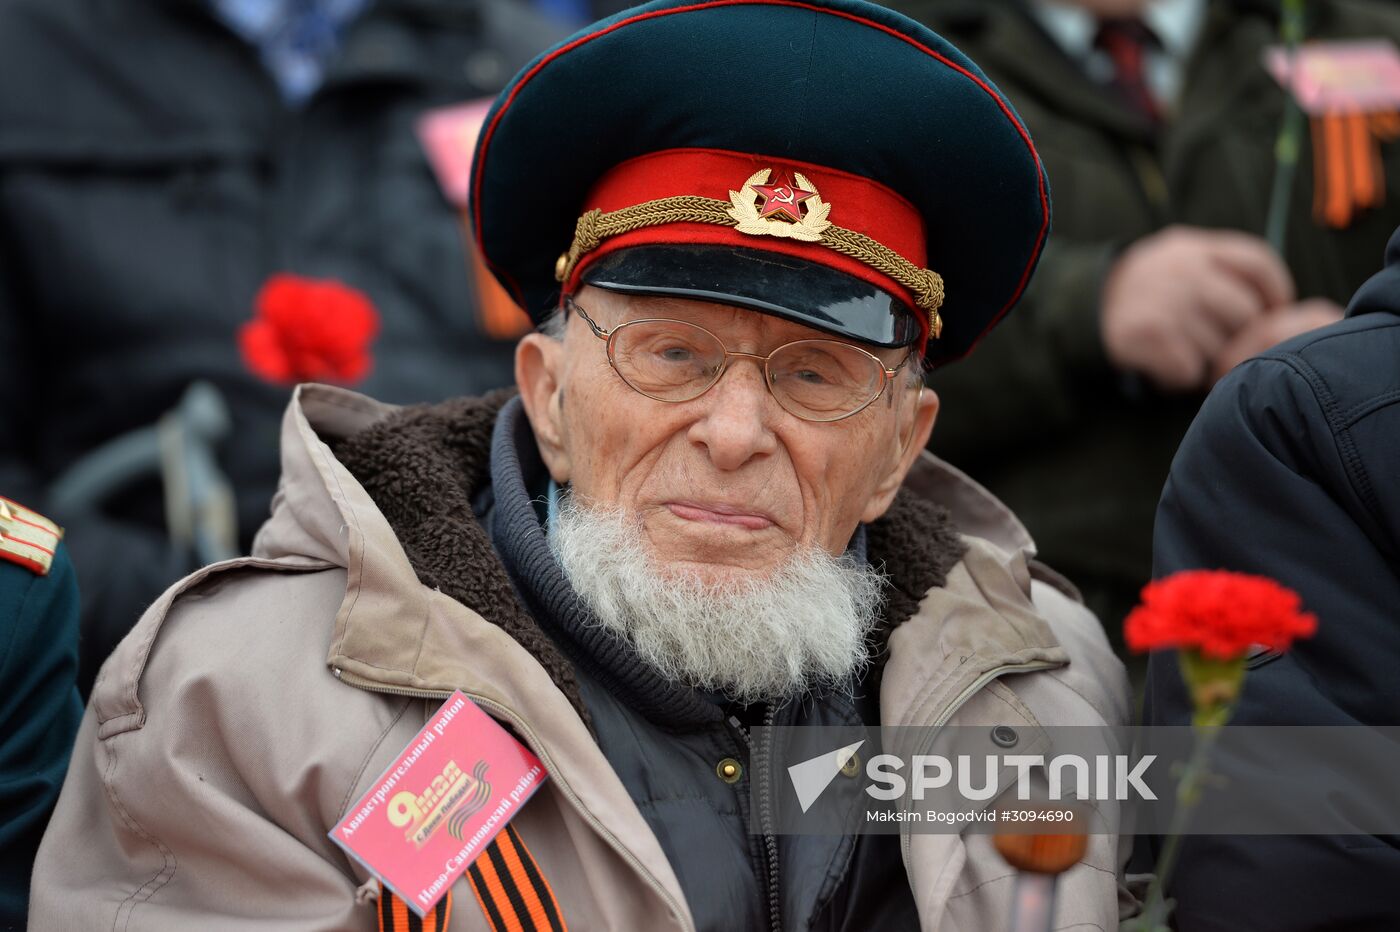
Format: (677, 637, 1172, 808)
(726, 169, 832, 242)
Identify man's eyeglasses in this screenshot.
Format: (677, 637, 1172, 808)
(564, 296, 918, 423)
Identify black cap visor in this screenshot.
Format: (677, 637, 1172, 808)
(579, 244, 920, 349)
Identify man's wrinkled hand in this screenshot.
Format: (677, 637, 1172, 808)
(1101, 226, 1296, 392)
(1208, 298, 1345, 385)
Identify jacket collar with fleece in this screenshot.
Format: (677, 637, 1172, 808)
(323, 386, 973, 731)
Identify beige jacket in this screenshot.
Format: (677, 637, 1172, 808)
(31, 384, 1131, 931)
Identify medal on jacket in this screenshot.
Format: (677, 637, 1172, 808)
(330, 691, 550, 920)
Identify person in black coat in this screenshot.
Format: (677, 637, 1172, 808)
(0, 0, 569, 695)
(1140, 225, 1400, 930)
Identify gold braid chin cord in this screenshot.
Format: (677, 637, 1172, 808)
(553, 195, 945, 339)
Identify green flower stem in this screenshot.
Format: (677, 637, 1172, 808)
(1139, 718, 1226, 930)
(1265, 0, 1308, 255)
(1132, 650, 1243, 931)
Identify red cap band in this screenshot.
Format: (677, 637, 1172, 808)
(566, 147, 930, 337)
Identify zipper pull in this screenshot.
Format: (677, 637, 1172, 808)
(727, 714, 751, 747)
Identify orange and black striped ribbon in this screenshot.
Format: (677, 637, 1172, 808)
(378, 887, 452, 932)
(1312, 111, 1400, 230)
(377, 825, 567, 932)
(465, 824, 568, 932)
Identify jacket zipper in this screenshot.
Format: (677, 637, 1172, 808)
(729, 705, 782, 932)
(898, 660, 1058, 865)
(757, 704, 781, 932)
(332, 667, 696, 932)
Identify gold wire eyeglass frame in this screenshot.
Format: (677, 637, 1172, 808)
(563, 295, 920, 425)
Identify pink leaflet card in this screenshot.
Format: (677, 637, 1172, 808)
(330, 691, 548, 917)
(417, 98, 497, 207)
(1265, 40, 1400, 115)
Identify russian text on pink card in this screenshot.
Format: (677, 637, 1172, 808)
(330, 690, 548, 916)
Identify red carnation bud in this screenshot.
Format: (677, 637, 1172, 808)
(1124, 569, 1318, 660)
(1127, 570, 1318, 724)
(239, 273, 380, 386)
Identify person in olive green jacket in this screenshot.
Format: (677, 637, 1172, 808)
(0, 502, 80, 930)
(886, 0, 1400, 636)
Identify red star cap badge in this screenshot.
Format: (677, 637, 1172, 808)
(752, 176, 817, 222)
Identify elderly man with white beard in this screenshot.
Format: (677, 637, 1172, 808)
(31, 0, 1132, 929)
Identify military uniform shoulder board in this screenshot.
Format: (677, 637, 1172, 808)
(0, 497, 63, 575)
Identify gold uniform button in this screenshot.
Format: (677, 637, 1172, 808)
(716, 758, 743, 783)
(840, 752, 862, 778)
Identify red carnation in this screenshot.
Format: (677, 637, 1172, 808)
(1125, 569, 1318, 660)
(239, 274, 380, 385)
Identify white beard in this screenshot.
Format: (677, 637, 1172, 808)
(548, 493, 886, 706)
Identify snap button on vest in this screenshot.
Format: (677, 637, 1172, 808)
(841, 751, 862, 777)
(991, 725, 1019, 748)
(716, 758, 743, 783)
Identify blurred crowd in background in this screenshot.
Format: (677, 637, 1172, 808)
(4, 0, 1400, 926)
